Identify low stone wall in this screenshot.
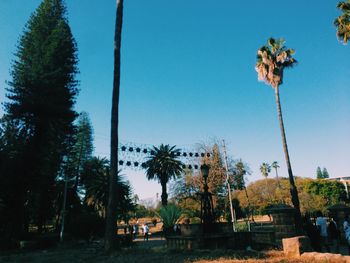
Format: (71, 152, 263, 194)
(167, 223, 277, 250)
(266, 204, 297, 246)
(179, 223, 233, 237)
(167, 232, 250, 250)
(167, 230, 277, 250)
(251, 231, 275, 248)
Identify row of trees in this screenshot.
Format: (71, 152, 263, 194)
(316, 167, 330, 179)
(0, 0, 135, 247)
(2, 0, 349, 251)
(233, 177, 347, 216)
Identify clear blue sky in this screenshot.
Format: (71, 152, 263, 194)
(1, 1, 349, 199)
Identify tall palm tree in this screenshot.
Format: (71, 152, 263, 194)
(271, 161, 279, 177)
(260, 162, 271, 197)
(105, 0, 123, 251)
(260, 162, 271, 179)
(335, 0, 350, 44)
(143, 144, 184, 206)
(255, 38, 302, 230)
(271, 161, 281, 187)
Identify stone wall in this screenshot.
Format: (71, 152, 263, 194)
(167, 229, 277, 250)
(266, 204, 296, 246)
(251, 231, 275, 248)
(179, 223, 234, 237)
(167, 232, 250, 250)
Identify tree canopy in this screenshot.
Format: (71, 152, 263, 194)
(335, 0, 350, 44)
(233, 177, 346, 215)
(0, 0, 78, 235)
(143, 144, 184, 206)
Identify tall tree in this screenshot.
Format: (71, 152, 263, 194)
(260, 162, 271, 179)
(233, 160, 247, 191)
(316, 166, 323, 179)
(322, 168, 330, 179)
(105, 0, 124, 251)
(271, 161, 279, 179)
(233, 160, 253, 221)
(260, 162, 271, 197)
(70, 111, 94, 191)
(335, 0, 350, 44)
(3, 0, 78, 234)
(255, 38, 302, 230)
(271, 161, 281, 188)
(55, 112, 94, 235)
(143, 144, 183, 206)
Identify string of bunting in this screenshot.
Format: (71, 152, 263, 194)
(118, 160, 202, 170)
(118, 144, 211, 158)
(117, 142, 211, 170)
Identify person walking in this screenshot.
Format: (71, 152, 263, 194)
(133, 223, 139, 240)
(302, 215, 320, 251)
(343, 215, 350, 255)
(142, 223, 149, 241)
(316, 211, 330, 252)
(328, 217, 339, 253)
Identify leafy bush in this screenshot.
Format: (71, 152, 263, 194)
(235, 221, 249, 232)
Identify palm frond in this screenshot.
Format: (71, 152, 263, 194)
(255, 37, 297, 87)
(143, 144, 184, 183)
(335, 2, 350, 44)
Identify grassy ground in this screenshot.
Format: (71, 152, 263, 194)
(0, 236, 330, 263)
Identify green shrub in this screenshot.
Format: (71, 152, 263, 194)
(158, 204, 182, 229)
(235, 221, 249, 232)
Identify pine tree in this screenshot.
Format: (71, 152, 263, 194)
(322, 168, 330, 179)
(70, 111, 94, 191)
(3, 0, 78, 234)
(316, 167, 323, 179)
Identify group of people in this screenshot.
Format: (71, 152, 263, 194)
(303, 211, 350, 254)
(126, 221, 150, 241)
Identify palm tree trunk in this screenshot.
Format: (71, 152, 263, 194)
(161, 181, 168, 206)
(274, 167, 282, 188)
(274, 85, 302, 232)
(105, 0, 123, 252)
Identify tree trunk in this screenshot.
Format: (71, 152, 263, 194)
(73, 132, 85, 193)
(244, 187, 254, 222)
(274, 167, 282, 189)
(105, 0, 123, 252)
(274, 85, 302, 232)
(161, 181, 168, 206)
